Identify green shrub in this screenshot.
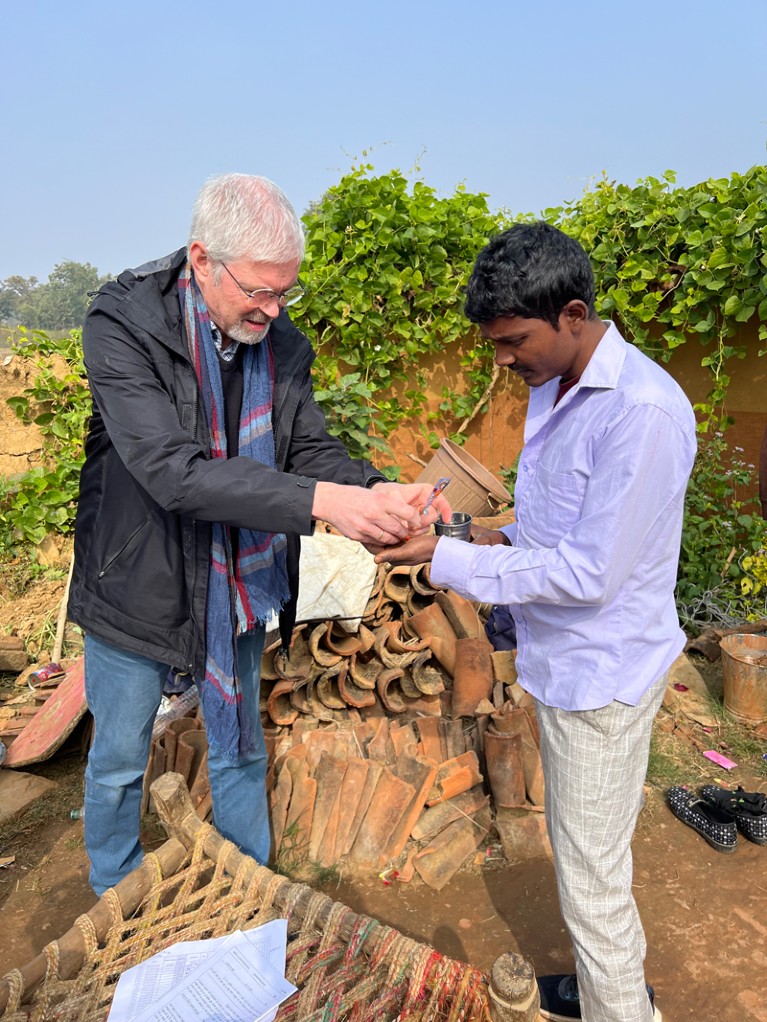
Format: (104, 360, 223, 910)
(0, 328, 88, 553)
(677, 427, 767, 629)
(299, 163, 504, 452)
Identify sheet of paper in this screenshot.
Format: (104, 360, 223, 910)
(107, 919, 292, 1022)
(134, 929, 295, 1022)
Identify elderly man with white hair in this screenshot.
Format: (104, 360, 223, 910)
(69, 173, 450, 895)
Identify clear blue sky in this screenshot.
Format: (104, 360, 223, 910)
(3, 0, 765, 282)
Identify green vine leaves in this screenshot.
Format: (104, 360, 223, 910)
(296, 163, 766, 458)
(296, 164, 503, 463)
(555, 165, 767, 429)
(1, 328, 89, 549)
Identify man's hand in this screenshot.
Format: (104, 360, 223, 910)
(312, 480, 451, 546)
(374, 533, 439, 566)
(370, 481, 453, 535)
(372, 519, 512, 565)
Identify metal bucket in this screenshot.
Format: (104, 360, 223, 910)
(720, 633, 767, 724)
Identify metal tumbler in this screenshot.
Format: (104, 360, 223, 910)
(434, 512, 473, 541)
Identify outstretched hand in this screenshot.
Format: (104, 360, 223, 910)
(374, 481, 453, 534)
(373, 520, 511, 565)
(469, 524, 512, 547)
(374, 533, 439, 566)
(311, 480, 452, 547)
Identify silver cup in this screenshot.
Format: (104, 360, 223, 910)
(434, 512, 473, 541)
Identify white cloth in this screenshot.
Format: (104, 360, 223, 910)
(296, 531, 377, 631)
(431, 322, 696, 710)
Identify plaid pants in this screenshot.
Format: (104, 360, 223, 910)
(535, 671, 667, 1022)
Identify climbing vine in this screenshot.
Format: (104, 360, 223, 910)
(298, 164, 503, 452)
(0, 328, 88, 552)
(555, 165, 767, 427)
(2, 163, 765, 626)
(300, 163, 767, 451)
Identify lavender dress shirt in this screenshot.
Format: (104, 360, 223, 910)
(431, 323, 697, 710)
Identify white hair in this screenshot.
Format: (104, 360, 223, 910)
(188, 173, 305, 264)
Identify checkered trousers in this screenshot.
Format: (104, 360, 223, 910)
(535, 671, 668, 1022)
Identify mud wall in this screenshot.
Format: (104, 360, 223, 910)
(388, 324, 767, 500)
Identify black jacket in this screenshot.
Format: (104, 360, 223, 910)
(68, 247, 385, 679)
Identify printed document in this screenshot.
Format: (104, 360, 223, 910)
(107, 918, 295, 1022)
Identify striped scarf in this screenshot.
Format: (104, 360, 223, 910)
(179, 264, 290, 758)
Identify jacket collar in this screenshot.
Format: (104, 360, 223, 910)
(104, 247, 188, 355)
(96, 246, 315, 375)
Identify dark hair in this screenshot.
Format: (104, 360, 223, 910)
(464, 221, 597, 327)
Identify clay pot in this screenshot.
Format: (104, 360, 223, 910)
(490, 707, 544, 805)
(337, 663, 377, 708)
(435, 590, 486, 640)
(376, 667, 407, 714)
(383, 565, 413, 607)
(324, 622, 363, 657)
(412, 652, 446, 696)
(309, 621, 343, 667)
(410, 562, 440, 596)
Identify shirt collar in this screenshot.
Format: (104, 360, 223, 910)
(211, 322, 240, 363)
(525, 322, 628, 440)
(578, 321, 627, 390)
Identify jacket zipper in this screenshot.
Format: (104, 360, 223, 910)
(97, 518, 150, 579)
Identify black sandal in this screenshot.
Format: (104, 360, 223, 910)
(701, 785, 767, 846)
(666, 786, 738, 852)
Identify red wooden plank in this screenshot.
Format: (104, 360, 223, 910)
(4, 658, 86, 768)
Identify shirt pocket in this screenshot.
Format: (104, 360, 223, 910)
(522, 463, 588, 547)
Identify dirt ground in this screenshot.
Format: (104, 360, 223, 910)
(1, 352, 766, 1020)
(1, 644, 766, 1021)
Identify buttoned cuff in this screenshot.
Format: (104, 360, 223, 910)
(431, 535, 479, 595)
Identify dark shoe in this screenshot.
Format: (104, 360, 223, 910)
(666, 785, 738, 853)
(537, 973, 661, 1021)
(701, 785, 767, 845)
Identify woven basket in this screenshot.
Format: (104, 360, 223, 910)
(0, 775, 492, 1022)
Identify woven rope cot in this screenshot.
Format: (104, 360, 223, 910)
(0, 774, 494, 1022)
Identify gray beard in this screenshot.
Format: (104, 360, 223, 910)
(226, 320, 272, 345)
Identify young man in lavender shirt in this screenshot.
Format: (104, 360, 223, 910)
(377, 222, 696, 1022)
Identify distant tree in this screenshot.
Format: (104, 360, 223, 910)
(0, 274, 38, 324)
(15, 261, 109, 330)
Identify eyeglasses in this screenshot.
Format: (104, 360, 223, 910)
(219, 262, 306, 308)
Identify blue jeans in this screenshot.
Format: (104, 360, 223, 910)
(84, 629, 268, 895)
